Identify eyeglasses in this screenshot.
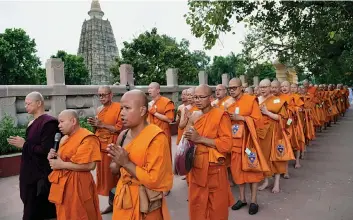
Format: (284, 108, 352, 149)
(98, 93, 111, 98)
(194, 95, 210, 100)
(227, 86, 241, 91)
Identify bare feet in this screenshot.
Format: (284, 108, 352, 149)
(272, 185, 280, 193)
(258, 179, 269, 191)
(101, 205, 113, 214)
(283, 174, 290, 179)
(295, 163, 301, 169)
(164, 191, 171, 197)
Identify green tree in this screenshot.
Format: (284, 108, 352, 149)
(51, 50, 90, 85)
(246, 62, 276, 84)
(110, 28, 210, 85)
(186, 1, 353, 85)
(206, 53, 246, 85)
(0, 28, 41, 85)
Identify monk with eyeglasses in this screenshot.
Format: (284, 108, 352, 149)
(87, 86, 123, 214)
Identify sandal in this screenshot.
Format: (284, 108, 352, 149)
(248, 203, 259, 215)
(231, 200, 247, 210)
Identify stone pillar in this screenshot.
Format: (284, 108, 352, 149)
(222, 73, 229, 86)
(46, 58, 67, 116)
(166, 68, 178, 86)
(119, 64, 134, 86)
(0, 97, 18, 126)
(253, 76, 259, 86)
(166, 68, 179, 106)
(239, 75, 246, 85)
(273, 59, 287, 83)
(198, 71, 208, 85)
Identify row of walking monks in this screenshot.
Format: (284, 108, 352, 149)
(33, 79, 349, 220)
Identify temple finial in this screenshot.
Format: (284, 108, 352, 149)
(88, 0, 104, 19)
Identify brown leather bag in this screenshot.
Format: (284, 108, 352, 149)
(139, 185, 163, 214)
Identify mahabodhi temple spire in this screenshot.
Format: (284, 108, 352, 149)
(78, 0, 118, 85)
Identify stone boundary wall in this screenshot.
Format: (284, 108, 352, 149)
(0, 58, 259, 126)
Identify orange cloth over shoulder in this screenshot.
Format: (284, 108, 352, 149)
(95, 102, 122, 196)
(112, 124, 173, 220)
(226, 95, 268, 185)
(48, 128, 102, 220)
(212, 96, 231, 108)
(148, 96, 175, 147)
(188, 108, 234, 220)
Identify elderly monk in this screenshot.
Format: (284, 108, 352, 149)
(108, 90, 173, 220)
(226, 78, 268, 215)
(257, 79, 294, 193)
(179, 87, 199, 132)
(87, 86, 123, 213)
(48, 110, 102, 220)
(176, 89, 189, 145)
(148, 82, 175, 151)
(7, 92, 57, 220)
(211, 84, 230, 108)
(254, 86, 260, 97)
(184, 84, 234, 220)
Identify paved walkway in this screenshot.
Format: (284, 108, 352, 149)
(1, 109, 352, 220)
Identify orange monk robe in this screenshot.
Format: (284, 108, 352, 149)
(227, 95, 266, 184)
(291, 94, 306, 151)
(344, 88, 350, 109)
(48, 128, 102, 220)
(148, 96, 175, 152)
(280, 94, 300, 151)
(176, 104, 186, 145)
(340, 89, 349, 113)
(334, 90, 344, 114)
(257, 96, 291, 176)
(329, 91, 340, 117)
(303, 95, 316, 140)
(95, 102, 123, 196)
(211, 96, 231, 108)
(176, 105, 199, 145)
(188, 108, 234, 220)
(112, 124, 173, 220)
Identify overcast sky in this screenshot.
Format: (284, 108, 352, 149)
(0, 0, 246, 66)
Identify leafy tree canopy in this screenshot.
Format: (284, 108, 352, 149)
(0, 28, 41, 85)
(186, 1, 353, 85)
(51, 50, 90, 85)
(110, 28, 210, 85)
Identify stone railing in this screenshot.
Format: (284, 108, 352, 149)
(0, 58, 260, 126)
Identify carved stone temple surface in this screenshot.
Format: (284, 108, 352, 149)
(272, 59, 298, 84)
(78, 0, 118, 85)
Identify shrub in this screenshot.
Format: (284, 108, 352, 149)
(79, 118, 93, 132)
(0, 116, 26, 156)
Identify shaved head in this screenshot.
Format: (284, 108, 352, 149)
(197, 84, 213, 96)
(123, 89, 148, 109)
(149, 82, 160, 89)
(26, 91, 44, 103)
(25, 91, 45, 115)
(148, 82, 161, 99)
(228, 78, 243, 98)
(229, 78, 242, 86)
(120, 89, 149, 128)
(58, 109, 80, 135)
(98, 85, 112, 93)
(259, 79, 271, 87)
(259, 79, 271, 97)
(281, 81, 291, 94)
(98, 85, 113, 105)
(215, 84, 227, 99)
(271, 80, 281, 87)
(194, 84, 213, 111)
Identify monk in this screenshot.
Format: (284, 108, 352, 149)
(147, 82, 175, 151)
(211, 84, 230, 108)
(108, 90, 173, 220)
(254, 86, 260, 97)
(48, 110, 102, 220)
(87, 86, 123, 214)
(281, 81, 305, 173)
(184, 84, 234, 220)
(176, 89, 189, 145)
(257, 79, 294, 193)
(8, 92, 57, 220)
(226, 78, 268, 215)
(245, 86, 254, 95)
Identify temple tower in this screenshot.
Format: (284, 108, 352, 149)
(78, 0, 118, 85)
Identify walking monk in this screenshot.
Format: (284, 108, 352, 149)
(184, 84, 234, 220)
(87, 86, 123, 214)
(226, 78, 268, 215)
(211, 84, 230, 108)
(176, 89, 189, 145)
(48, 110, 102, 220)
(108, 90, 173, 220)
(257, 79, 295, 193)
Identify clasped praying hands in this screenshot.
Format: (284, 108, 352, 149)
(87, 117, 102, 128)
(107, 143, 130, 167)
(184, 126, 200, 143)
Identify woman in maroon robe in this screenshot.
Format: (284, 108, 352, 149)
(8, 92, 58, 220)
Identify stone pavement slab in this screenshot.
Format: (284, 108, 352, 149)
(1, 109, 353, 220)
